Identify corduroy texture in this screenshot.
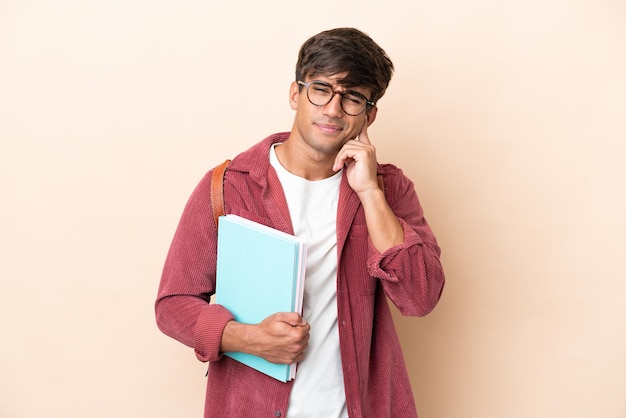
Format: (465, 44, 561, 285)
(155, 132, 445, 417)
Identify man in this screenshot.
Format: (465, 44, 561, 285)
(156, 27, 445, 417)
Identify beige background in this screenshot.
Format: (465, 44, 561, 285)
(1, 1, 625, 417)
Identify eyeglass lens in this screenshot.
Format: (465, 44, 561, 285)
(306, 82, 368, 116)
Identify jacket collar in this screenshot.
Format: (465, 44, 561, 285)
(227, 132, 289, 188)
(227, 132, 362, 245)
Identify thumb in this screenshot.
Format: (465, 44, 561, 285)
(278, 312, 307, 327)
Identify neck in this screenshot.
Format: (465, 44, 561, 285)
(275, 138, 339, 181)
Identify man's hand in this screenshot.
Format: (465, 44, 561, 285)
(332, 119, 379, 195)
(332, 117, 405, 252)
(221, 312, 310, 364)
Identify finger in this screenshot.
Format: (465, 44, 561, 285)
(356, 117, 371, 145)
(277, 312, 307, 327)
(332, 147, 354, 172)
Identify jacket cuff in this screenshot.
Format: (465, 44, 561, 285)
(193, 303, 235, 362)
(367, 219, 423, 281)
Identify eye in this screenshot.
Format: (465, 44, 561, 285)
(312, 84, 332, 95)
(343, 93, 366, 105)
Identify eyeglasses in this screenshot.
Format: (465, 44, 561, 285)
(297, 80, 375, 116)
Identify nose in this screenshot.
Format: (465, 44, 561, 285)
(323, 93, 344, 118)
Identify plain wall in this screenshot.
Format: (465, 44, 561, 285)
(1, 1, 624, 417)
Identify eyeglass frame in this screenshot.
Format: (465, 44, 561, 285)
(297, 80, 376, 116)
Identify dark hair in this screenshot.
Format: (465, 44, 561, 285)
(295, 27, 394, 104)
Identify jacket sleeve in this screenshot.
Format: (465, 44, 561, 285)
(366, 167, 445, 316)
(155, 170, 234, 362)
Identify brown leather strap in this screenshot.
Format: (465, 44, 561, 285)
(210, 159, 231, 231)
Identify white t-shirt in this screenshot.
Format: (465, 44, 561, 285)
(270, 144, 348, 418)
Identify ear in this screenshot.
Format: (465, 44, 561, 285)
(289, 81, 300, 110)
(365, 107, 378, 126)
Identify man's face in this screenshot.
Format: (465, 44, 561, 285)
(289, 73, 375, 156)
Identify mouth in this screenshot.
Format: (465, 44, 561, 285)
(314, 122, 344, 134)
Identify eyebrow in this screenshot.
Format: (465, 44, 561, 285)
(311, 80, 368, 97)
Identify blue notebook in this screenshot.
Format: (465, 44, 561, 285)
(215, 214, 307, 382)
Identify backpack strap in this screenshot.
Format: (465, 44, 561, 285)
(210, 159, 231, 231)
